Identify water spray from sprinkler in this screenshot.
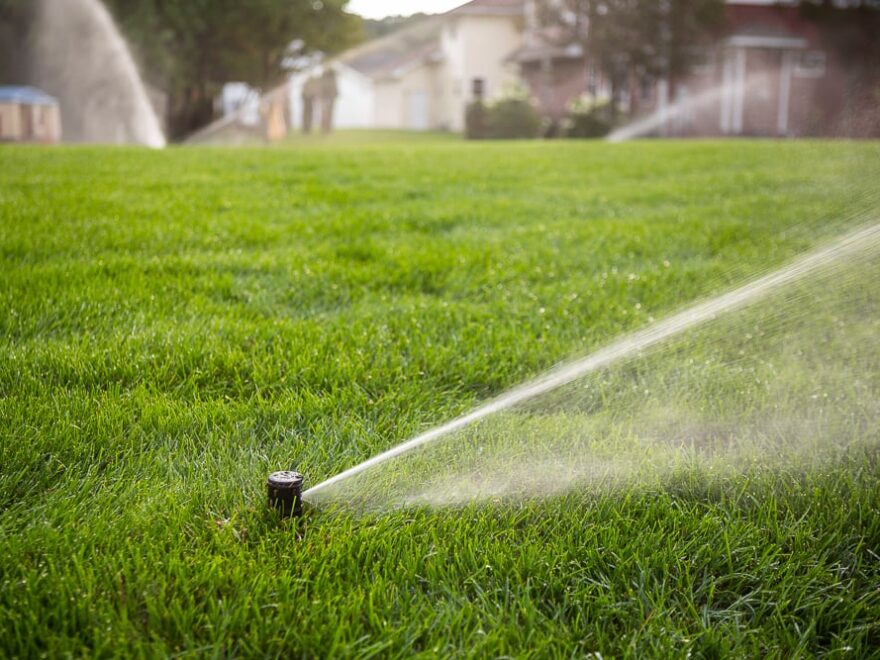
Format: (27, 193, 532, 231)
(301, 221, 880, 509)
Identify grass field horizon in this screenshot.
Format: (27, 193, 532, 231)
(2, 139, 879, 656)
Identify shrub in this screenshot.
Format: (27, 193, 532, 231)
(465, 88, 541, 141)
(564, 94, 612, 139)
(488, 97, 541, 140)
(465, 101, 490, 140)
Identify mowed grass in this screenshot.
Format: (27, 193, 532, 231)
(1, 140, 879, 657)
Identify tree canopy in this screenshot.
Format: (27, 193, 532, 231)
(362, 13, 432, 40)
(0, 0, 363, 138)
(0, 0, 35, 84)
(100, 0, 364, 138)
(538, 0, 726, 111)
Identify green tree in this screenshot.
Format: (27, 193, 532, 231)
(101, 0, 363, 138)
(538, 0, 725, 114)
(0, 0, 35, 84)
(362, 13, 431, 40)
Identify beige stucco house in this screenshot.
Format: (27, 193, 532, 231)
(220, 0, 877, 139)
(0, 86, 62, 143)
(288, 0, 527, 132)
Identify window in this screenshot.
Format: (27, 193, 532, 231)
(795, 50, 826, 77)
(640, 78, 653, 102)
(472, 78, 485, 101)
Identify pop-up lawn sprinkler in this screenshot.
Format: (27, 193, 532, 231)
(267, 471, 304, 518)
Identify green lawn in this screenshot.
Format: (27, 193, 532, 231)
(1, 140, 879, 656)
(284, 129, 461, 147)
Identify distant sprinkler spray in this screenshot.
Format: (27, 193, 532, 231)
(267, 471, 304, 518)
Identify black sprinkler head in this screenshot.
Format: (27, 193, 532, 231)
(267, 471, 305, 518)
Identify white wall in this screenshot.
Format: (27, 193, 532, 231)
(439, 14, 524, 131)
(34, 104, 61, 142)
(0, 102, 61, 142)
(274, 11, 526, 133)
(373, 80, 404, 129)
(439, 18, 466, 131)
(374, 62, 443, 130)
(0, 103, 21, 139)
(288, 64, 376, 131)
(221, 83, 260, 125)
(335, 67, 376, 129)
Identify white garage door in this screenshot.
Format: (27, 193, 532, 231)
(407, 90, 430, 131)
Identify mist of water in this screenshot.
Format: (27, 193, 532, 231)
(606, 73, 768, 143)
(304, 213, 880, 511)
(33, 0, 166, 148)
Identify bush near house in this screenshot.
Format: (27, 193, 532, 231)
(564, 95, 613, 139)
(467, 92, 611, 141)
(465, 92, 542, 140)
(487, 97, 542, 139)
(465, 100, 491, 140)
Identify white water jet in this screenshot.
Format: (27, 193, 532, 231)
(304, 221, 880, 503)
(606, 73, 768, 143)
(33, 0, 165, 147)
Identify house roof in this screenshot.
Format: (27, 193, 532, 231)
(338, 18, 444, 80)
(328, 1, 526, 81)
(450, 0, 526, 16)
(0, 86, 58, 106)
(725, 19, 810, 50)
(507, 41, 584, 63)
(506, 25, 585, 63)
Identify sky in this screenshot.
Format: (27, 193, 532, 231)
(347, 0, 469, 19)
